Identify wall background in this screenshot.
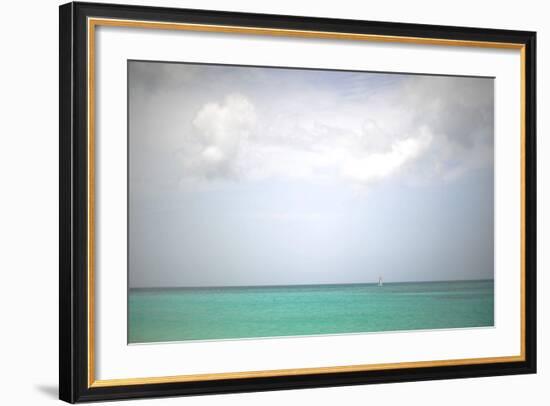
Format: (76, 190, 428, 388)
(0, 0, 546, 404)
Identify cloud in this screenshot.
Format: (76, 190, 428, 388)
(342, 127, 433, 183)
(179, 94, 256, 179)
(161, 68, 493, 188)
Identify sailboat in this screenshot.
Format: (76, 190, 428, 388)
(378, 276, 383, 287)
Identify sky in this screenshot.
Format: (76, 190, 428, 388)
(128, 60, 494, 288)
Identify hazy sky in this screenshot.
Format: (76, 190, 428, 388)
(128, 61, 494, 288)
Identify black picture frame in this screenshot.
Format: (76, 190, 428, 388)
(60, 1, 537, 403)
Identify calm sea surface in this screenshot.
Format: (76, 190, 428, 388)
(128, 280, 494, 343)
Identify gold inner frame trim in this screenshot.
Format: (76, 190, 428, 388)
(90, 355, 524, 388)
(87, 17, 527, 388)
(87, 19, 96, 388)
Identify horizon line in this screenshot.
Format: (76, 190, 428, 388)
(129, 278, 494, 290)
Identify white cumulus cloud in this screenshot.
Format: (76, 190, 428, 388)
(157, 69, 493, 189)
(342, 128, 433, 184)
(179, 93, 256, 179)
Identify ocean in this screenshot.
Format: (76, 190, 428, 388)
(128, 279, 494, 344)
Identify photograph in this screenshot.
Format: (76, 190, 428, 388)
(56, 1, 536, 402)
(128, 60, 495, 344)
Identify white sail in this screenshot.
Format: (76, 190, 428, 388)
(378, 276, 383, 286)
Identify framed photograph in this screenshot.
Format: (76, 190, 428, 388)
(59, 1, 536, 403)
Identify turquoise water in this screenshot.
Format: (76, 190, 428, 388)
(128, 280, 494, 343)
